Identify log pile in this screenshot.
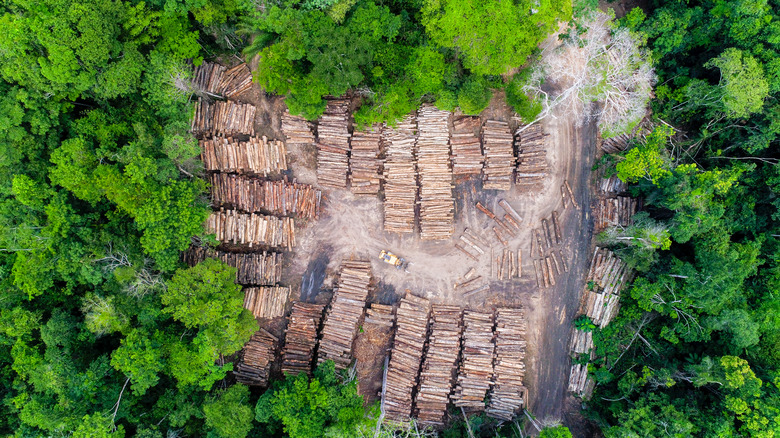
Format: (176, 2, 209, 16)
(486, 308, 527, 421)
(243, 286, 290, 319)
(182, 247, 283, 285)
(515, 123, 548, 187)
(316, 99, 351, 189)
(416, 105, 454, 240)
(200, 136, 287, 175)
(415, 305, 463, 425)
(317, 260, 372, 369)
(364, 303, 395, 328)
(481, 120, 515, 190)
(567, 363, 594, 398)
(383, 114, 418, 234)
(192, 62, 252, 98)
(235, 329, 277, 386)
(583, 248, 632, 328)
(192, 99, 256, 136)
(349, 126, 383, 195)
(594, 196, 640, 232)
(218, 63, 253, 98)
(207, 210, 295, 250)
(600, 175, 628, 194)
(281, 301, 326, 376)
(570, 328, 594, 356)
(450, 116, 483, 177)
(601, 133, 631, 153)
(209, 174, 322, 219)
(282, 109, 315, 145)
(383, 294, 431, 421)
(452, 311, 495, 410)
(475, 200, 521, 247)
(192, 61, 225, 96)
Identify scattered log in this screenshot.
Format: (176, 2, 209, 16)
(551, 211, 562, 245)
(499, 199, 523, 225)
(564, 180, 579, 209)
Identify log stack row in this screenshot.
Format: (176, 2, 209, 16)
(601, 133, 631, 153)
(349, 126, 383, 195)
(315, 99, 351, 189)
(281, 109, 316, 145)
(486, 308, 527, 421)
(450, 116, 483, 177)
(192, 99, 256, 136)
(207, 210, 295, 250)
(416, 105, 455, 240)
(317, 260, 372, 369)
(570, 328, 594, 356)
(243, 286, 291, 319)
(583, 248, 632, 328)
(383, 114, 419, 234)
(182, 247, 283, 286)
(481, 120, 515, 190)
(235, 329, 277, 386)
(281, 301, 326, 376)
(415, 305, 463, 425)
(209, 174, 322, 219)
(192, 62, 252, 98)
(200, 136, 287, 175)
(594, 196, 640, 232)
(383, 294, 431, 421)
(452, 311, 495, 410)
(515, 123, 548, 187)
(568, 363, 594, 398)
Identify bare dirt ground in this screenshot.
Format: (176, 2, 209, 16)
(270, 92, 596, 424)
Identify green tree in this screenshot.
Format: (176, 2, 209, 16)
(540, 425, 573, 438)
(203, 384, 254, 438)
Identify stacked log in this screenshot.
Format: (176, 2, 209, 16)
(482, 120, 515, 190)
(316, 99, 351, 189)
(192, 99, 256, 136)
(206, 210, 295, 250)
(349, 126, 383, 195)
(567, 363, 594, 398)
(594, 196, 640, 232)
(383, 114, 418, 234)
(281, 301, 326, 376)
(282, 109, 315, 145)
(415, 305, 463, 425)
(364, 303, 395, 328)
(486, 308, 527, 421)
(515, 123, 548, 187)
(582, 248, 632, 328)
(235, 329, 277, 386)
(450, 116, 483, 177)
(600, 175, 628, 194)
(601, 133, 631, 153)
(570, 328, 594, 356)
(209, 174, 322, 219)
(218, 63, 253, 98)
(192, 61, 226, 96)
(317, 260, 372, 369)
(182, 247, 283, 285)
(416, 105, 454, 240)
(243, 286, 290, 318)
(383, 294, 431, 421)
(200, 136, 287, 175)
(452, 311, 495, 410)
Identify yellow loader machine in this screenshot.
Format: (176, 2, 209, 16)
(379, 250, 410, 272)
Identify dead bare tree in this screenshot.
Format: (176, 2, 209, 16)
(518, 11, 655, 138)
